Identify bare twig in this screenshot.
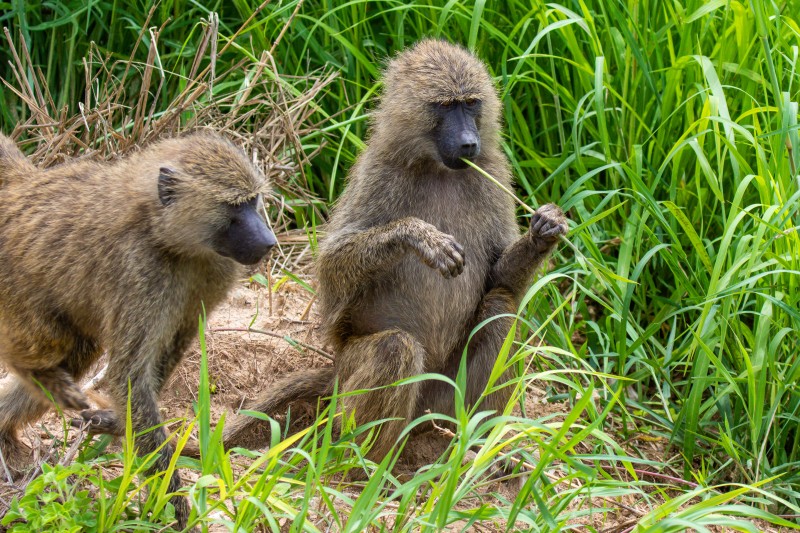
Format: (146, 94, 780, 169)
(209, 327, 333, 361)
(83, 363, 108, 391)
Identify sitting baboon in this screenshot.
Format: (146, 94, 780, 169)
(218, 39, 568, 463)
(0, 132, 276, 528)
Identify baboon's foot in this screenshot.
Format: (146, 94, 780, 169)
(30, 368, 90, 411)
(179, 440, 201, 458)
(71, 409, 123, 436)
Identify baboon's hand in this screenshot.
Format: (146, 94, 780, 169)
(404, 219, 465, 278)
(71, 409, 124, 436)
(528, 203, 568, 252)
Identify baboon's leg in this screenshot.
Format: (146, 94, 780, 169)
(0, 331, 99, 429)
(1, 325, 99, 412)
(0, 376, 50, 440)
(417, 288, 516, 418)
(0, 377, 47, 472)
(75, 328, 192, 525)
(154, 325, 196, 391)
(338, 329, 426, 463)
(100, 340, 190, 529)
(0, 334, 100, 470)
(74, 328, 193, 437)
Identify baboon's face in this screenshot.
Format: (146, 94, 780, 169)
(209, 194, 277, 265)
(431, 98, 482, 170)
(155, 138, 277, 266)
(376, 39, 500, 171)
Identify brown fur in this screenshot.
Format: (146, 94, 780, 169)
(0, 132, 269, 528)
(216, 39, 568, 464)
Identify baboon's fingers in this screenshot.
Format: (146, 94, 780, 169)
(529, 204, 567, 240)
(452, 240, 465, 258)
(437, 254, 462, 278)
(539, 221, 557, 237)
(540, 221, 568, 238)
(441, 257, 459, 278)
(50, 382, 91, 411)
(448, 241, 466, 266)
(448, 259, 461, 277)
(29, 368, 90, 411)
(536, 203, 563, 217)
(529, 213, 544, 233)
(447, 247, 466, 276)
(414, 232, 465, 278)
(71, 409, 123, 436)
(441, 240, 465, 278)
(418, 246, 441, 272)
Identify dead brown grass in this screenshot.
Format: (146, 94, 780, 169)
(2, 3, 335, 238)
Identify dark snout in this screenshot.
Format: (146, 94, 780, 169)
(435, 103, 481, 169)
(233, 210, 277, 265)
(214, 199, 277, 265)
(457, 129, 480, 159)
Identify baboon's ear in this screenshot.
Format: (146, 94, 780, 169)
(158, 167, 179, 206)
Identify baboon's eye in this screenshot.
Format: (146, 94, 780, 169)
(464, 98, 480, 107)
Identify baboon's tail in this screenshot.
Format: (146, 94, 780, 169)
(0, 134, 35, 188)
(181, 366, 335, 457)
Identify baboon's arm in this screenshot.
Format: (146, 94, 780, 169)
(490, 203, 567, 300)
(319, 217, 465, 293)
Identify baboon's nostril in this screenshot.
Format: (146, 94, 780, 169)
(459, 133, 480, 158)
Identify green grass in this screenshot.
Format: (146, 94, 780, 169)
(2, 0, 800, 530)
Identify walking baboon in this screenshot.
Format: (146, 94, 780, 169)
(0, 132, 276, 528)
(219, 39, 568, 463)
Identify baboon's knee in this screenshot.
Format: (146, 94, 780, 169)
(374, 329, 426, 377)
(339, 329, 426, 455)
(340, 328, 425, 384)
(340, 329, 425, 411)
(469, 288, 518, 350)
(460, 288, 519, 411)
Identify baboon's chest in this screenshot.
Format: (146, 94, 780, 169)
(364, 179, 494, 363)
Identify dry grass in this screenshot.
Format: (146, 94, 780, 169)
(2, 5, 335, 240)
